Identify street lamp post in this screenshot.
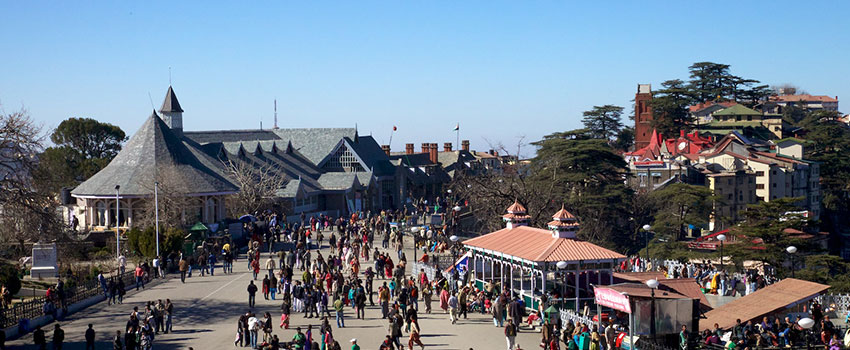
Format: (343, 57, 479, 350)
(717, 234, 727, 270)
(642, 224, 652, 270)
(557, 261, 567, 308)
(786, 246, 798, 278)
(115, 185, 120, 259)
(154, 182, 161, 258)
(646, 278, 660, 340)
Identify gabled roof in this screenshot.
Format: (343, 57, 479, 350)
(273, 128, 356, 166)
(713, 104, 762, 116)
(72, 112, 237, 197)
(317, 172, 369, 191)
(689, 101, 738, 113)
(462, 225, 625, 262)
(437, 150, 477, 177)
(160, 86, 184, 113)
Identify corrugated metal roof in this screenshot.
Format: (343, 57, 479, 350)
(462, 225, 625, 262)
(701, 278, 829, 331)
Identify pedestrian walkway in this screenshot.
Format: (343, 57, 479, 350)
(5, 231, 541, 349)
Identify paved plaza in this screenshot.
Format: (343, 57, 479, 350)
(6, 234, 543, 349)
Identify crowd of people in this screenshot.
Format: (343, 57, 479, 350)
(618, 257, 778, 297)
(235, 208, 437, 350)
(699, 300, 849, 350)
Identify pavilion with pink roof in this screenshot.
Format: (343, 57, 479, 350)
(463, 201, 626, 311)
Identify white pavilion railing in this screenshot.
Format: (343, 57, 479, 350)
(560, 308, 594, 327)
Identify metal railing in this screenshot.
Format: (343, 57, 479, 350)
(560, 308, 594, 327)
(0, 270, 136, 329)
(817, 293, 850, 317)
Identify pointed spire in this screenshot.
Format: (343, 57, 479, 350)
(160, 85, 184, 113)
(503, 199, 529, 229)
(549, 204, 579, 239)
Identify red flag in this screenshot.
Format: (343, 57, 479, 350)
(393, 126, 397, 131)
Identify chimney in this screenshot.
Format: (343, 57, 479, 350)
(429, 143, 438, 163)
(406, 143, 414, 155)
(494, 150, 499, 156)
(421, 143, 429, 154)
(462, 140, 470, 152)
(444, 142, 453, 152)
(489, 149, 495, 156)
(381, 145, 390, 156)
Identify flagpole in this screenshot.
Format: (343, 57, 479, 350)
(456, 122, 459, 149)
(389, 129, 394, 149)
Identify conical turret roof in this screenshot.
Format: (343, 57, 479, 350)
(160, 85, 184, 113)
(506, 200, 527, 214)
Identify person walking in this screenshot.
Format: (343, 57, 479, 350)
(116, 278, 125, 304)
(134, 265, 145, 291)
(164, 299, 174, 333)
(422, 284, 432, 314)
(350, 338, 360, 350)
(112, 330, 122, 350)
(266, 255, 277, 280)
(439, 287, 450, 314)
(248, 313, 260, 349)
(179, 257, 188, 283)
(52, 324, 64, 350)
(280, 298, 292, 329)
(33, 326, 46, 350)
(505, 321, 518, 350)
(263, 275, 271, 300)
(408, 319, 425, 350)
(379, 282, 390, 319)
(334, 297, 345, 328)
(448, 293, 459, 324)
(84, 324, 96, 350)
(247, 281, 258, 308)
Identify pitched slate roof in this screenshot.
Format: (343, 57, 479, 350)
(160, 86, 184, 113)
(72, 112, 238, 197)
(317, 172, 369, 191)
(184, 130, 280, 144)
(437, 150, 477, 177)
(462, 225, 625, 262)
(272, 128, 356, 166)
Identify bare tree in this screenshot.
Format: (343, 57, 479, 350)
(134, 164, 196, 229)
(449, 139, 559, 234)
(222, 158, 287, 218)
(0, 107, 64, 256)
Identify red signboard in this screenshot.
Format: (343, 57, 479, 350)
(594, 287, 631, 313)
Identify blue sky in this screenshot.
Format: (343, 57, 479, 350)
(1, 1, 847, 156)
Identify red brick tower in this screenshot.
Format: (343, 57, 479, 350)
(634, 84, 654, 149)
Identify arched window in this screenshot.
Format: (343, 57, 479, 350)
(108, 201, 128, 227)
(206, 198, 218, 223)
(95, 201, 107, 226)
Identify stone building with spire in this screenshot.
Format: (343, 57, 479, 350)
(69, 86, 405, 230)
